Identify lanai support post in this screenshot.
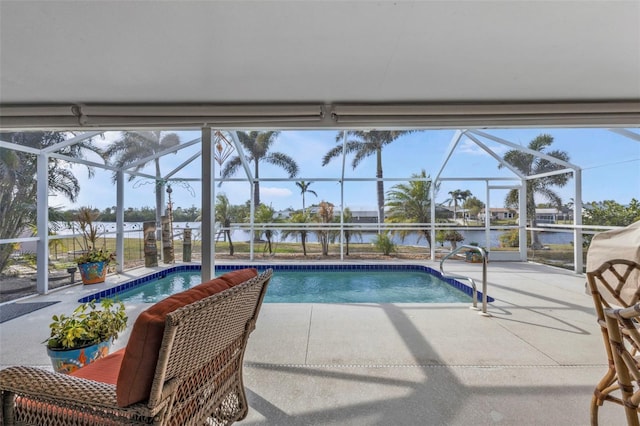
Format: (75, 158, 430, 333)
(36, 153, 49, 294)
(115, 170, 125, 273)
(519, 179, 528, 261)
(340, 131, 347, 261)
(574, 168, 584, 273)
(201, 127, 215, 280)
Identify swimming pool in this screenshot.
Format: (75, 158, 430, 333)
(79, 264, 493, 304)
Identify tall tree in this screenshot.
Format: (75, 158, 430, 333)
(0, 132, 100, 272)
(322, 131, 414, 226)
(103, 131, 180, 239)
(281, 211, 312, 256)
(341, 207, 359, 256)
(220, 131, 298, 209)
(254, 203, 278, 255)
(499, 134, 571, 248)
(463, 196, 485, 221)
(446, 189, 472, 221)
(296, 180, 317, 210)
(215, 194, 235, 255)
(385, 170, 438, 248)
(315, 201, 334, 256)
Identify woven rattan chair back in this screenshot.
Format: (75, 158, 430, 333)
(0, 268, 273, 426)
(587, 259, 640, 425)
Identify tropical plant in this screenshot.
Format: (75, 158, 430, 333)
(255, 203, 278, 254)
(45, 299, 127, 350)
(103, 131, 181, 240)
(215, 193, 236, 255)
(373, 232, 396, 256)
(582, 199, 640, 246)
(75, 248, 116, 266)
(499, 228, 531, 248)
(385, 170, 438, 248)
(583, 199, 640, 227)
(220, 131, 298, 209)
(340, 207, 361, 256)
(499, 134, 571, 249)
(0, 131, 100, 273)
(315, 201, 334, 256)
(296, 180, 317, 211)
(446, 189, 472, 222)
(443, 230, 464, 250)
(463, 196, 485, 221)
(281, 210, 312, 255)
(323, 131, 414, 226)
(74, 207, 116, 266)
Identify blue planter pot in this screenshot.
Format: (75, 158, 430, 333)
(47, 340, 111, 374)
(78, 261, 107, 284)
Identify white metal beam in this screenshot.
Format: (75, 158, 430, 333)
(42, 131, 103, 153)
(608, 128, 640, 142)
(468, 129, 579, 170)
(433, 129, 464, 184)
(463, 131, 525, 179)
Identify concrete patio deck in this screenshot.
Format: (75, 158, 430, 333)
(0, 260, 627, 425)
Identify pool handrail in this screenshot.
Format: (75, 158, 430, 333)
(440, 244, 490, 316)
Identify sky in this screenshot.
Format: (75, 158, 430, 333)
(50, 128, 640, 215)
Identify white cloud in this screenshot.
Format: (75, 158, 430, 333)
(261, 187, 292, 198)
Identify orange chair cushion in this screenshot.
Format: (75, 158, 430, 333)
(116, 268, 258, 407)
(70, 348, 125, 385)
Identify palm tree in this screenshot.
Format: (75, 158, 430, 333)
(499, 133, 571, 248)
(322, 131, 414, 226)
(296, 180, 317, 210)
(254, 203, 278, 254)
(220, 131, 298, 209)
(103, 131, 180, 239)
(315, 201, 334, 256)
(446, 189, 472, 221)
(336, 207, 361, 256)
(281, 210, 312, 256)
(215, 194, 235, 255)
(0, 131, 100, 272)
(385, 170, 438, 248)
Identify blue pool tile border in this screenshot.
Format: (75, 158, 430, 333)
(79, 263, 494, 304)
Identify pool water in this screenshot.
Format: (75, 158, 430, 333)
(112, 269, 474, 304)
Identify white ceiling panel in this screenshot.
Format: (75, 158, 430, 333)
(1, 0, 639, 105)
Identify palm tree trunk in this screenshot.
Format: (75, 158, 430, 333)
(224, 230, 234, 256)
(301, 232, 307, 256)
(527, 186, 543, 249)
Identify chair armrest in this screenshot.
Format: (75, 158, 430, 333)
(608, 303, 640, 321)
(0, 366, 118, 408)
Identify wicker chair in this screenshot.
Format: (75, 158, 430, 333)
(587, 259, 640, 425)
(0, 268, 272, 426)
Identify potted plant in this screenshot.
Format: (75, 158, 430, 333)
(75, 207, 116, 284)
(466, 242, 488, 263)
(45, 299, 127, 374)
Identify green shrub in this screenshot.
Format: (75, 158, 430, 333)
(499, 229, 531, 247)
(373, 232, 396, 256)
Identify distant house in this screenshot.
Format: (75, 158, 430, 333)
(477, 208, 518, 221)
(535, 208, 560, 224)
(349, 210, 378, 224)
(477, 207, 573, 223)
